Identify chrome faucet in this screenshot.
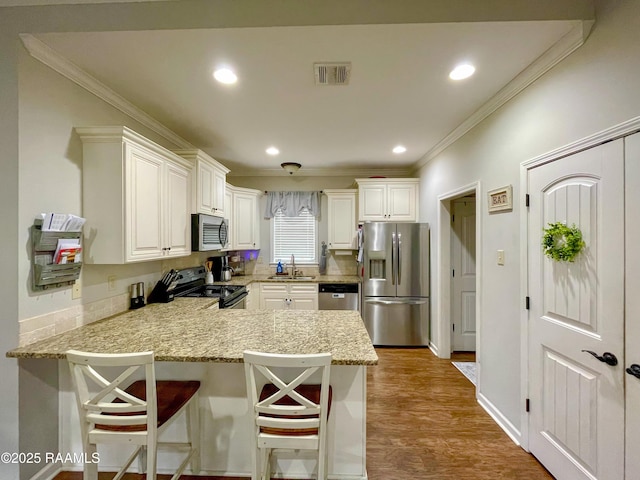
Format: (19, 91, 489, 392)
(290, 254, 296, 278)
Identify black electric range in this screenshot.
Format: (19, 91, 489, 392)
(167, 267, 248, 308)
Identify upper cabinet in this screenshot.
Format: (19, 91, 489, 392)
(174, 149, 229, 218)
(325, 189, 358, 249)
(356, 178, 419, 222)
(77, 126, 192, 264)
(222, 184, 233, 250)
(228, 185, 261, 250)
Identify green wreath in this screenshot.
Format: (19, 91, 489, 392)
(542, 222, 585, 262)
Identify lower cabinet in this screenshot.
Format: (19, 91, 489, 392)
(259, 283, 318, 310)
(245, 283, 258, 310)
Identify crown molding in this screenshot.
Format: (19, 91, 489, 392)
(225, 165, 413, 177)
(414, 20, 594, 171)
(20, 33, 194, 150)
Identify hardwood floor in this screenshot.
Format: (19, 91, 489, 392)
(366, 348, 553, 479)
(54, 348, 552, 480)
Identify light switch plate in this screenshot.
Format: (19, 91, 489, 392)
(497, 250, 505, 265)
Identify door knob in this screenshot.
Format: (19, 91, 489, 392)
(626, 364, 640, 379)
(581, 350, 618, 366)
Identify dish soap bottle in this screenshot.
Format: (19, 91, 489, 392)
(276, 261, 283, 274)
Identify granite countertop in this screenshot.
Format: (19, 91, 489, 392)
(7, 299, 378, 366)
(212, 274, 361, 286)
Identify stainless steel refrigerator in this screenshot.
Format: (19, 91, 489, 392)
(362, 222, 430, 346)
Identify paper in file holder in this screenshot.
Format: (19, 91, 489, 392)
(31, 219, 83, 290)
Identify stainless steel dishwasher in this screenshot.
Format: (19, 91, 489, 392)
(318, 283, 360, 311)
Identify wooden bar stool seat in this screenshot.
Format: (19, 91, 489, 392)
(66, 350, 201, 480)
(244, 350, 332, 480)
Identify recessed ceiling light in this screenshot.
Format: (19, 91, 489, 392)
(393, 145, 407, 154)
(266, 147, 280, 156)
(449, 64, 476, 80)
(213, 68, 238, 84)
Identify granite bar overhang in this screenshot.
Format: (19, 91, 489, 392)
(7, 298, 378, 365)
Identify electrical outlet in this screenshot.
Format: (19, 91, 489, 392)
(107, 275, 117, 292)
(72, 280, 82, 299)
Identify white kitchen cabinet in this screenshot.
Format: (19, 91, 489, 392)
(259, 283, 318, 310)
(356, 178, 419, 222)
(174, 149, 229, 218)
(222, 184, 233, 250)
(77, 126, 192, 264)
(245, 283, 260, 310)
(231, 186, 261, 250)
(325, 189, 357, 250)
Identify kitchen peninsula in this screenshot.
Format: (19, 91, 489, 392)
(8, 299, 377, 478)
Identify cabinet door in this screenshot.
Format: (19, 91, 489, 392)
(290, 284, 318, 310)
(359, 184, 387, 221)
(328, 193, 356, 249)
(126, 143, 164, 262)
(212, 166, 227, 217)
(262, 296, 289, 309)
(165, 161, 191, 257)
(387, 183, 417, 221)
(222, 187, 233, 250)
(196, 160, 215, 215)
(234, 192, 258, 249)
(291, 296, 318, 310)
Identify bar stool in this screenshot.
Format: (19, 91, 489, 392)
(66, 350, 200, 480)
(243, 350, 332, 480)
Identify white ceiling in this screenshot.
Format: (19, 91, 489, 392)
(31, 17, 582, 176)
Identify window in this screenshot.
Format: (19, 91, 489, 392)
(272, 208, 317, 264)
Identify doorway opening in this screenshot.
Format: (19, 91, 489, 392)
(436, 182, 481, 390)
(450, 194, 477, 354)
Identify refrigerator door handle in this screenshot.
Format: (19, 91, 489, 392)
(365, 298, 429, 305)
(391, 231, 396, 285)
(397, 232, 402, 285)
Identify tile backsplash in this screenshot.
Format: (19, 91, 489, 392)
(19, 250, 359, 347)
(19, 293, 129, 347)
(250, 250, 358, 276)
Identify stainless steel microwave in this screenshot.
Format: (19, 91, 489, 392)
(191, 214, 228, 251)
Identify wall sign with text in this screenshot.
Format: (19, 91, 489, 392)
(487, 185, 513, 213)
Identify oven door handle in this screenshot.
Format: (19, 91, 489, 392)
(224, 291, 248, 309)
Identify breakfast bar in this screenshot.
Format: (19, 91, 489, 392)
(8, 299, 378, 479)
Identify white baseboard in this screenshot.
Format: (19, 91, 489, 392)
(477, 392, 522, 446)
(28, 462, 62, 480)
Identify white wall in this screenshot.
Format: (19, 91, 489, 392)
(17, 47, 186, 321)
(418, 0, 640, 435)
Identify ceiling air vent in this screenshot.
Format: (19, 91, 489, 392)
(314, 62, 351, 86)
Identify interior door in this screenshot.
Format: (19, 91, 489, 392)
(451, 198, 476, 352)
(527, 139, 624, 479)
(625, 132, 640, 476)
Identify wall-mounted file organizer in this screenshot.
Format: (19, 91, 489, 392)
(31, 219, 82, 290)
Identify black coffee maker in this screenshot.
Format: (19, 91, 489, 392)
(211, 255, 230, 281)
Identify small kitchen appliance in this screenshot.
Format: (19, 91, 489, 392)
(211, 255, 232, 281)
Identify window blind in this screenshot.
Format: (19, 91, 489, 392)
(272, 208, 317, 264)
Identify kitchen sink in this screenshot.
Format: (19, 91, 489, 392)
(266, 275, 316, 281)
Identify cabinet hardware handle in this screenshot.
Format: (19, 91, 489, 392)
(626, 364, 640, 379)
(581, 349, 618, 366)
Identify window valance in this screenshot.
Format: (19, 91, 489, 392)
(264, 191, 321, 218)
